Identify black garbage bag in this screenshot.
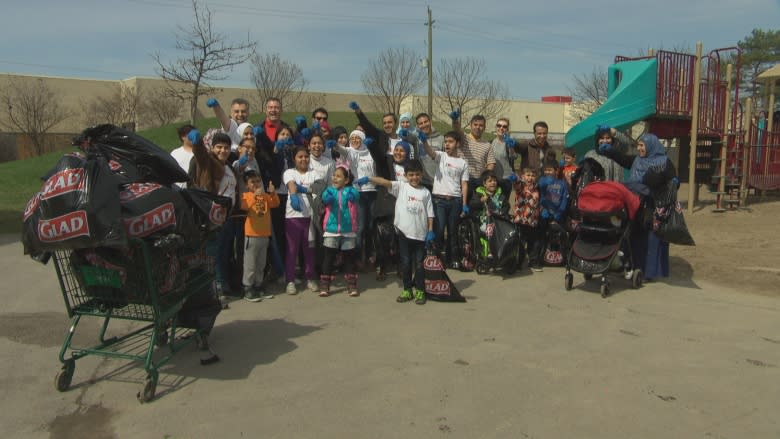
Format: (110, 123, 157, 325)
(22, 153, 126, 254)
(75, 124, 189, 185)
(423, 247, 466, 302)
(180, 188, 232, 232)
(119, 183, 198, 241)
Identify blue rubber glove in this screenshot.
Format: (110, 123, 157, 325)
(598, 143, 612, 154)
(238, 154, 249, 166)
(274, 139, 286, 152)
(541, 209, 550, 220)
(284, 137, 295, 147)
(672, 177, 680, 188)
(206, 98, 218, 108)
(187, 129, 201, 145)
(252, 125, 264, 137)
(325, 139, 336, 149)
(295, 183, 307, 194)
(289, 194, 302, 212)
(425, 230, 436, 243)
(559, 159, 566, 168)
(417, 131, 427, 143)
(349, 101, 360, 111)
(597, 124, 611, 132)
(295, 115, 306, 127)
(399, 128, 409, 138)
(300, 127, 311, 138)
(538, 175, 554, 189)
(504, 136, 516, 148)
(312, 120, 320, 130)
(462, 205, 470, 215)
(449, 108, 460, 121)
(355, 176, 369, 186)
(364, 137, 374, 146)
(507, 173, 518, 183)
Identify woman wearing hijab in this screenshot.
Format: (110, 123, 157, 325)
(598, 133, 676, 282)
(584, 125, 633, 182)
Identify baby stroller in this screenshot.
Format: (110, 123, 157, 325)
(565, 181, 643, 297)
(475, 204, 523, 275)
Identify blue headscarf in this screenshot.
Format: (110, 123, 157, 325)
(629, 133, 667, 183)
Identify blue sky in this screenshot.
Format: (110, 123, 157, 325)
(1, 0, 778, 100)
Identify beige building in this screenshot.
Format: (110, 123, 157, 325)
(0, 73, 571, 158)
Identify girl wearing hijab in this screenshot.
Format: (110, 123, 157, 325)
(584, 125, 633, 182)
(599, 133, 676, 282)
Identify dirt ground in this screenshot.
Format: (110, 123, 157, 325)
(674, 187, 780, 296)
(1, 187, 779, 438)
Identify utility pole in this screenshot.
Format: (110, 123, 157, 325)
(426, 6, 434, 116)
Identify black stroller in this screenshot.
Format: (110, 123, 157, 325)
(565, 181, 643, 297)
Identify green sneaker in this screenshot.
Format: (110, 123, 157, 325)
(413, 288, 426, 305)
(396, 289, 413, 303)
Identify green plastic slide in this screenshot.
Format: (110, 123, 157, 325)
(566, 58, 658, 158)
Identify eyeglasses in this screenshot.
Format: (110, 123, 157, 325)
(315, 116, 328, 121)
(496, 124, 509, 129)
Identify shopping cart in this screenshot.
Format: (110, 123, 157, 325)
(52, 237, 215, 403)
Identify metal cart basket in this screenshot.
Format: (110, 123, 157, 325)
(52, 237, 214, 402)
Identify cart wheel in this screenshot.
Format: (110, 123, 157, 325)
(600, 283, 610, 298)
(565, 273, 573, 291)
(584, 273, 593, 281)
(476, 263, 488, 275)
(631, 269, 643, 289)
(137, 374, 157, 403)
(54, 359, 75, 392)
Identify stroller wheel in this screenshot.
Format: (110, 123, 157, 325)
(476, 263, 489, 275)
(600, 283, 610, 298)
(564, 273, 573, 291)
(584, 273, 593, 281)
(631, 269, 643, 289)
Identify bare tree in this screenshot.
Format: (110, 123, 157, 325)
(151, 0, 256, 124)
(82, 83, 142, 128)
(434, 57, 509, 122)
(361, 47, 425, 115)
(250, 52, 308, 111)
(567, 66, 609, 121)
(0, 77, 69, 156)
(140, 92, 183, 127)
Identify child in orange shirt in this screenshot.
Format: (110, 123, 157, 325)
(240, 170, 280, 302)
(560, 147, 578, 188)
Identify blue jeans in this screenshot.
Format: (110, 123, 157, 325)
(398, 234, 426, 291)
(433, 195, 462, 263)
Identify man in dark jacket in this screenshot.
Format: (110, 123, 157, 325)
(514, 121, 551, 176)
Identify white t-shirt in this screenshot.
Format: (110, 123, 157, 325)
(170, 146, 194, 188)
(386, 137, 401, 155)
(217, 164, 237, 200)
(283, 168, 318, 218)
(390, 181, 433, 241)
(393, 162, 407, 183)
(432, 151, 469, 197)
(310, 154, 335, 186)
(341, 146, 376, 192)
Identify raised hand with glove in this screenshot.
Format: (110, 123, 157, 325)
(349, 101, 360, 111)
(252, 125, 264, 137)
(417, 131, 427, 143)
(449, 108, 460, 121)
(206, 98, 219, 108)
(503, 133, 516, 148)
(187, 129, 201, 145)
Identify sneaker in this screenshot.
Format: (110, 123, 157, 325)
(244, 288, 262, 303)
(307, 280, 319, 292)
(451, 261, 462, 270)
(624, 269, 634, 280)
(286, 282, 298, 295)
(414, 288, 427, 305)
(397, 289, 413, 303)
(259, 290, 274, 300)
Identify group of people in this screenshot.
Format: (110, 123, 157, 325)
(169, 96, 677, 306)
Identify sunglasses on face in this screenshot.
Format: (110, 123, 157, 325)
(496, 124, 508, 128)
(315, 116, 328, 121)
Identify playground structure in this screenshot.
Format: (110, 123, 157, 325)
(565, 44, 780, 212)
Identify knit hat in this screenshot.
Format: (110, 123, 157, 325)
(349, 130, 366, 142)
